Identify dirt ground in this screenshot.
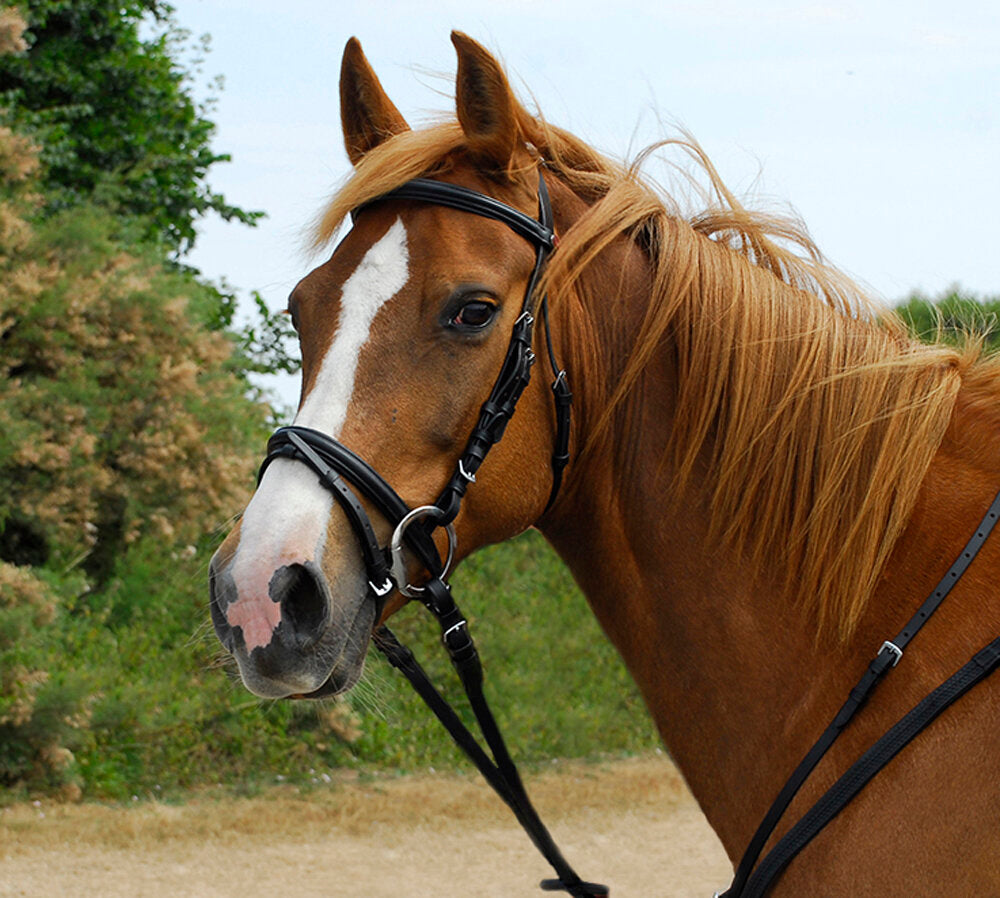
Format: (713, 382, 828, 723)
(0, 754, 731, 898)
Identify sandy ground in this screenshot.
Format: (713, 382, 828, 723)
(0, 755, 731, 898)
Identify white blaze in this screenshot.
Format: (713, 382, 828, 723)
(295, 217, 410, 434)
(225, 219, 409, 647)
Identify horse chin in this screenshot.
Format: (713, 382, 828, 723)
(294, 659, 365, 699)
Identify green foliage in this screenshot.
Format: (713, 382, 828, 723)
(0, 0, 262, 254)
(2, 531, 656, 803)
(231, 290, 300, 379)
(0, 25, 270, 798)
(0, 561, 90, 799)
(897, 288, 1000, 352)
(0, 202, 269, 577)
(0, 192, 271, 789)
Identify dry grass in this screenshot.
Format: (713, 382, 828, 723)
(0, 754, 730, 897)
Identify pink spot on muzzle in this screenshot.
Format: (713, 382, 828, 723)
(226, 592, 283, 652)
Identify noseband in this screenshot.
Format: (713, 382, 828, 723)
(256, 171, 607, 898)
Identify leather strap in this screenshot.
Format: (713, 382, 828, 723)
(723, 485, 1000, 897)
(542, 296, 572, 513)
(371, 178, 557, 249)
(374, 577, 609, 898)
(741, 632, 1000, 897)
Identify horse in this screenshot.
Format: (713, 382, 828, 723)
(209, 32, 1000, 896)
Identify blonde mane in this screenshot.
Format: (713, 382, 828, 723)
(315, 111, 992, 640)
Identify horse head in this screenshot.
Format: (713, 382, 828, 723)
(209, 34, 569, 699)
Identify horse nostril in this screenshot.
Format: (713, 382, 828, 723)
(209, 563, 235, 651)
(274, 563, 329, 643)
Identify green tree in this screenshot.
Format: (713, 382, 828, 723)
(0, 0, 262, 254)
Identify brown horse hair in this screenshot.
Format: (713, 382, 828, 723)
(312, 101, 997, 642)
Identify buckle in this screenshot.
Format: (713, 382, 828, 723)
(369, 577, 394, 597)
(442, 618, 468, 644)
(879, 640, 903, 667)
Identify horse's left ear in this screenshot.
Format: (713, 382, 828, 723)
(451, 31, 528, 173)
(340, 37, 410, 166)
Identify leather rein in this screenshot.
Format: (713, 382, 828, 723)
(718, 486, 1000, 896)
(258, 171, 607, 898)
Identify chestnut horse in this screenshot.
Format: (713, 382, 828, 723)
(210, 33, 1000, 896)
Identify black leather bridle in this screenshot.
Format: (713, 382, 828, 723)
(256, 171, 607, 898)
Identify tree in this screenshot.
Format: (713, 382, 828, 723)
(0, 0, 262, 254)
(0, 9, 274, 795)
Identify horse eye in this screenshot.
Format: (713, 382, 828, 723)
(451, 300, 497, 330)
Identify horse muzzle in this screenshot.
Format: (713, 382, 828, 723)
(209, 553, 374, 699)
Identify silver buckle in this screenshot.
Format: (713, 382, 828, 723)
(457, 460, 476, 483)
(389, 505, 457, 598)
(369, 577, 393, 597)
(880, 640, 903, 667)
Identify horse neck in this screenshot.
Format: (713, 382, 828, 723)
(537, 198, 1000, 857)
(540, 302, 815, 856)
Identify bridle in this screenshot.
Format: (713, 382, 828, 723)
(258, 171, 571, 612)
(257, 170, 607, 898)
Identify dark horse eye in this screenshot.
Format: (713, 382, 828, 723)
(451, 300, 497, 330)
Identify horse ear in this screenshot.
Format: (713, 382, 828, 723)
(451, 31, 526, 172)
(340, 37, 409, 166)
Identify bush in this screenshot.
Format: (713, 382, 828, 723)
(897, 288, 1000, 352)
(0, 9, 270, 798)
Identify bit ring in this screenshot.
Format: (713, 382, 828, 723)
(389, 505, 456, 598)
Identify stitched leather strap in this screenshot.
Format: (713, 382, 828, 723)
(723, 485, 1000, 897)
(741, 633, 1000, 897)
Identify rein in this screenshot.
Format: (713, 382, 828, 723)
(718, 487, 1000, 896)
(258, 171, 606, 898)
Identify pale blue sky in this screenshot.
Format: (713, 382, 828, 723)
(169, 1, 999, 407)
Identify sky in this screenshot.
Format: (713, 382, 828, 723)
(168, 1, 1000, 408)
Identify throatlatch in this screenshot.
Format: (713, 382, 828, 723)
(260, 171, 606, 898)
